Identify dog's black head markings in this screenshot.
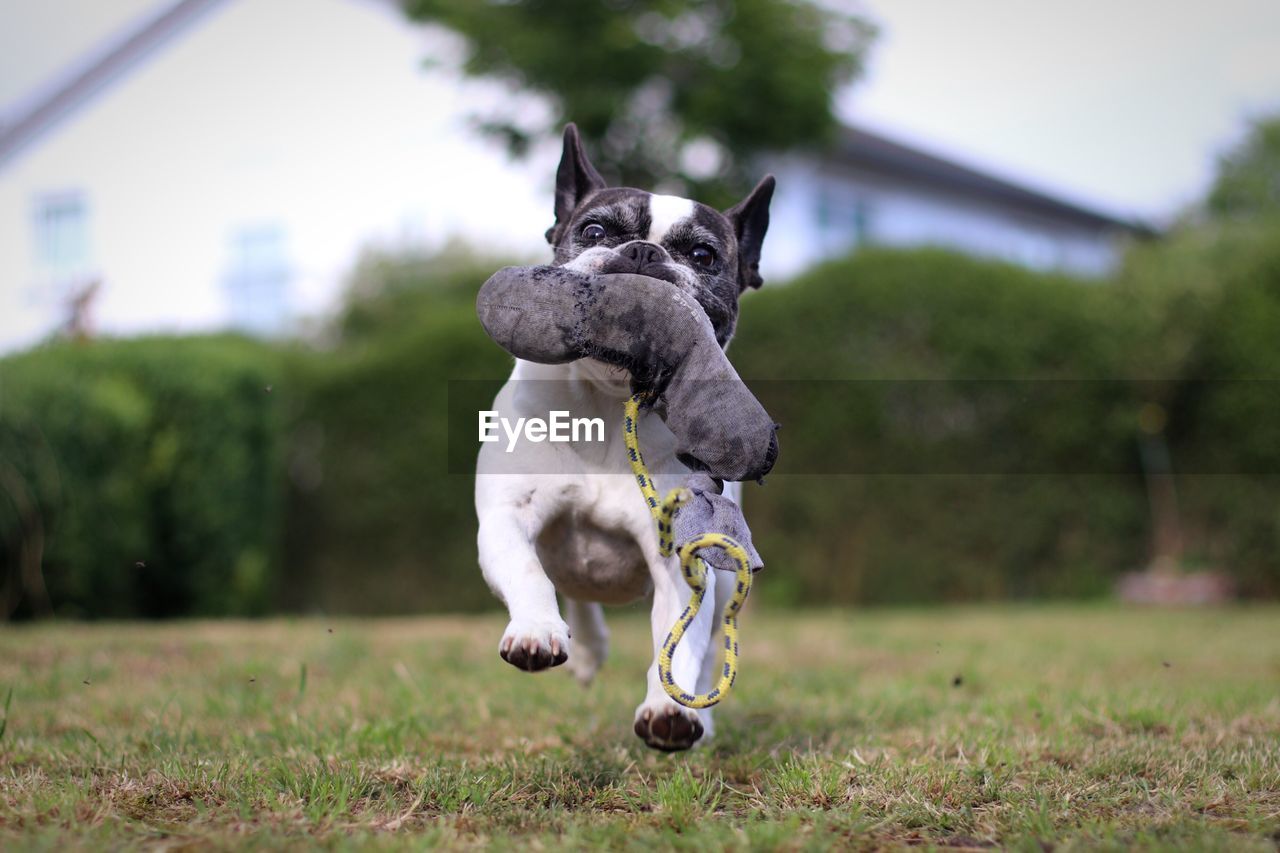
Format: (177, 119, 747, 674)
(545, 124, 774, 347)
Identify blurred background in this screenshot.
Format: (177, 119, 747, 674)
(1, 0, 1278, 619)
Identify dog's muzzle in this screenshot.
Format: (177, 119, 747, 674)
(599, 240, 681, 283)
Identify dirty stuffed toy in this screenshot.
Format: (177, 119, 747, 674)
(476, 264, 779, 580)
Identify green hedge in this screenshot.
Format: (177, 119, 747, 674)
(0, 336, 283, 618)
(728, 235, 1280, 602)
(271, 247, 514, 614)
(281, 237, 1279, 610)
(729, 249, 1144, 603)
(1124, 221, 1280, 597)
(3, 227, 1279, 618)
(278, 304, 508, 614)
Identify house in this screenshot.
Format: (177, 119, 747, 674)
(765, 127, 1151, 279)
(0, 0, 1150, 354)
(0, 0, 554, 353)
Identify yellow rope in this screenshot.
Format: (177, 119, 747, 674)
(623, 394, 753, 709)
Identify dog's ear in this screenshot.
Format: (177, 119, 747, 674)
(546, 123, 607, 245)
(724, 175, 775, 291)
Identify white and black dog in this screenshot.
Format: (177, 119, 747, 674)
(475, 124, 773, 751)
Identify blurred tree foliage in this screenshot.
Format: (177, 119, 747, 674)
(336, 241, 528, 345)
(1206, 115, 1280, 220)
(399, 0, 875, 204)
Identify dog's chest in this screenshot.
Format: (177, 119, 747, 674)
(539, 377, 680, 602)
(535, 475, 654, 604)
(482, 359, 691, 603)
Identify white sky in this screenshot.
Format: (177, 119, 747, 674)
(2, 0, 1279, 223)
(841, 0, 1280, 222)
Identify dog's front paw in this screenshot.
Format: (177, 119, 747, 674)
(499, 619, 570, 672)
(633, 700, 705, 752)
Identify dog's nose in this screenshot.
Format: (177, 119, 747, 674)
(619, 241, 670, 270)
(599, 240, 678, 282)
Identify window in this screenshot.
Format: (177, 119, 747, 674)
(815, 186, 836, 230)
(32, 191, 91, 279)
(223, 224, 291, 336)
(851, 197, 874, 244)
(814, 186, 875, 247)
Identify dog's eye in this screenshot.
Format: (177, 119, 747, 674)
(690, 244, 717, 268)
(581, 223, 607, 243)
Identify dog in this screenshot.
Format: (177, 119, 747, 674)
(475, 123, 773, 751)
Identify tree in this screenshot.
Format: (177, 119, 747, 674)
(401, 0, 874, 205)
(1206, 114, 1280, 220)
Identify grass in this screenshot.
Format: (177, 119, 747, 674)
(0, 606, 1277, 850)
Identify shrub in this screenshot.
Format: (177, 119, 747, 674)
(730, 249, 1148, 603)
(5, 231, 1279, 617)
(1127, 219, 1280, 597)
(277, 247, 513, 614)
(0, 336, 283, 618)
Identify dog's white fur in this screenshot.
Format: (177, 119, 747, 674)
(646, 194, 696, 243)
(475, 195, 743, 746)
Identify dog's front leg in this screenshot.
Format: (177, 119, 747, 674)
(634, 552, 717, 751)
(477, 503, 570, 672)
(692, 563, 736, 741)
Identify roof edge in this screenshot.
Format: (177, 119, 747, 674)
(0, 0, 230, 168)
(828, 125, 1158, 237)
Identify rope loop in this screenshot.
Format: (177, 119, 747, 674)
(623, 394, 753, 709)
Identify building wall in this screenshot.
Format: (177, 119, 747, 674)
(0, 0, 1129, 354)
(762, 157, 1120, 281)
(0, 0, 553, 353)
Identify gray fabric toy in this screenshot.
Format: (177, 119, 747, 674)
(672, 472, 764, 573)
(477, 265, 775, 571)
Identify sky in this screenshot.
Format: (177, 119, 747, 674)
(2, 0, 1278, 224)
(841, 0, 1280, 222)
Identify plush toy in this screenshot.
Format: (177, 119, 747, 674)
(476, 264, 777, 573)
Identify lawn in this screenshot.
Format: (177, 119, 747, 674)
(0, 606, 1277, 850)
